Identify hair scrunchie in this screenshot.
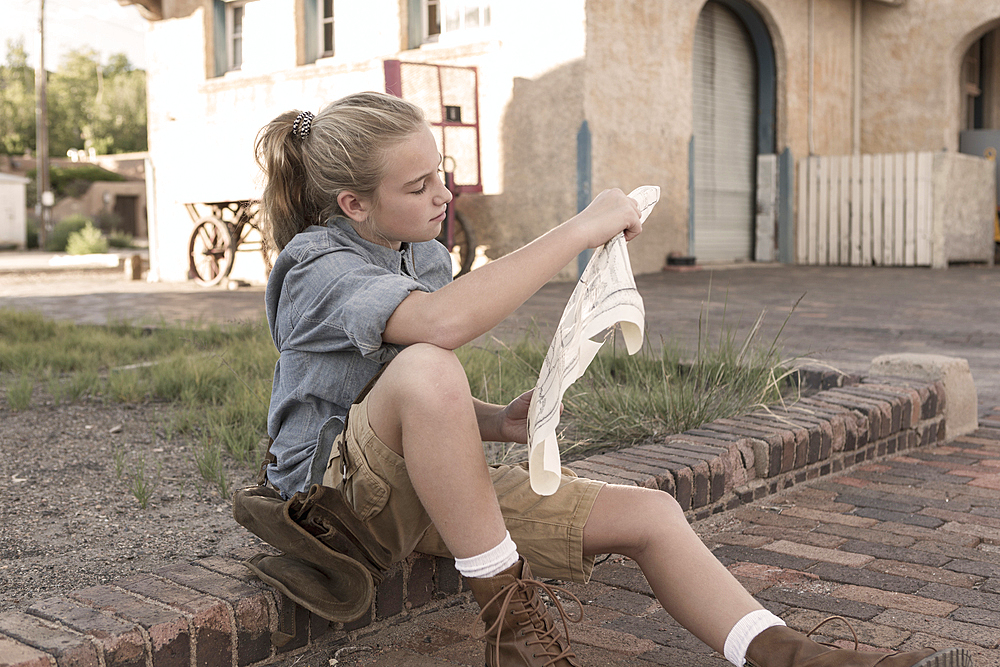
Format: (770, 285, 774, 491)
(291, 111, 314, 140)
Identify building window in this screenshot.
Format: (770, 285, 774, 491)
(320, 0, 334, 57)
(418, 1, 490, 45)
(425, 0, 440, 41)
(226, 0, 249, 71)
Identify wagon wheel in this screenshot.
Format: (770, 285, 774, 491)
(188, 217, 235, 286)
(439, 211, 477, 277)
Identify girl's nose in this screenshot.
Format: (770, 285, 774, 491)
(437, 180, 454, 205)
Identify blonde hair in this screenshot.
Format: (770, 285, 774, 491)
(254, 91, 427, 252)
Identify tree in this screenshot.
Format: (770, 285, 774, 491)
(86, 58, 147, 154)
(47, 48, 102, 156)
(0, 38, 36, 155)
(0, 43, 148, 157)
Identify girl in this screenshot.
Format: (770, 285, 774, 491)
(253, 91, 967, 667)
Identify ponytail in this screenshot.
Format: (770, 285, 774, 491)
(255, 92, 427, 253)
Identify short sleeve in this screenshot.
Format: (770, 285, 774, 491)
(279, 249, 426, 362)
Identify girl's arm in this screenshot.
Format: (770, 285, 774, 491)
(383, 188, 642, 350)
(473, 392, 533, 445)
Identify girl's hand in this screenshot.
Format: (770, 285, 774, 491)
(572, 188, 643, 248)
(494, 389, 535, 445)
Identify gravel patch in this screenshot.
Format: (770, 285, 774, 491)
(0, 399, 261, 611)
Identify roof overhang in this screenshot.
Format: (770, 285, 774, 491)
(116, 0, 162, 21)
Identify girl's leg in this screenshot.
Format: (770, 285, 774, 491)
(363, 343, 507, 559)
(582, 484, 763, 654)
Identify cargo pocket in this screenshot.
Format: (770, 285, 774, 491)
(338, 431, 390, 522)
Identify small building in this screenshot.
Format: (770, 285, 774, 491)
(124, 0, 1000, 284)
(0, 172, 30, 249)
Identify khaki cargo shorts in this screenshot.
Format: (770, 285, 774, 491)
(322, 394, 605, 583)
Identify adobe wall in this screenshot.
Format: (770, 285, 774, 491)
(862, 0, 1000, 154)
(583, 0, 855, 272)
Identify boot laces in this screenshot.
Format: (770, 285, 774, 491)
(806, 616, 908, 667)
(474, 577, 583, 667)
(805, 616, 861, 651)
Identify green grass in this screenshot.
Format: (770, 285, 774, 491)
(0, 309, 275, 498)
(0, 299, 795, 497)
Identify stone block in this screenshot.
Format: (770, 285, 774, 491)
(869, 354, 978, 440)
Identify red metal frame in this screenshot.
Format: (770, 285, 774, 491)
(384, 59, 483, 194)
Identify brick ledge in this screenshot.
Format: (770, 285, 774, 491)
(0, 370, 949, 667)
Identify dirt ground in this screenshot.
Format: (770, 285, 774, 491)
(0, 397, 262, 611)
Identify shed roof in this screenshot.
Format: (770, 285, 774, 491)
(0, 172, 30, 185)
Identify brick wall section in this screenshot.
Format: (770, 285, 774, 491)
(0, 372, 948, 667)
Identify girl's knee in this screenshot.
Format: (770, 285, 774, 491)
(382, 343, 470, 404)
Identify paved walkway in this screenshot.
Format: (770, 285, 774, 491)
(2, 253, 999, 666)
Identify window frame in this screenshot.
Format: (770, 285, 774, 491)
(319, 0, 335, 59)
(419, 0, 491, 46)
(225, 0, 250, 72)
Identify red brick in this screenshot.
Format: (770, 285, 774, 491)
(968, 474, 1000, 490)
(832, 584, 958, 617)
(163, 560, 289, 661)
(827, 390, 894, 439)
(866, 560, 983, 588)
(811, 395, 882, 443)
(173, 558, 273, 665)
(116, 575, 232, 667)
(569, 461, 642, 488)
(406, 554, 436, 609)
(71, 586, 189, 667)
(763, 540, 874, 567)
(0, 635, 52, 667)
(0, 612, 99, 667)
(27, 597, 145, 667)
(591, 452, 676, 493)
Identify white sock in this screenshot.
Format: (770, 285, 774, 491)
(723, 609, 786, 667)
(453, 531, 519, 579)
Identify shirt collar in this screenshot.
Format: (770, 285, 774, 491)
(326, 216, 413, 274)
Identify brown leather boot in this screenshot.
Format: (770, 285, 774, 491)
(468, 558, 583, 667)
(745, 617, 973, 667)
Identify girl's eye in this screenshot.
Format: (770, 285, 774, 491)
(413, 170, 443, 195)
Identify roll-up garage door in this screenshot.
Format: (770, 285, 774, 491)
(692, 1, 758, 262)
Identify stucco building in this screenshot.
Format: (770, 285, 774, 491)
(123, 0, 1000, 283)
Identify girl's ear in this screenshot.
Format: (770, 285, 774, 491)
(337, 191, 371, 223)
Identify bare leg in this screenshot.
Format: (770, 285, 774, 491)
(583, 484, 763, 654)
(364, 343, 507, 559)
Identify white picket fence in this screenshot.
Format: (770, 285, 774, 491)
(796, 152, 934, 266)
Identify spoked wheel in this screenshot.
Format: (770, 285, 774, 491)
(441, 211, 476, 277)
(188, 217, 235, 286)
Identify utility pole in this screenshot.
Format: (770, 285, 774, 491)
(35, 0, 52, 248)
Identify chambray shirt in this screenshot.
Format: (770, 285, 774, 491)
(264, 216, 453, 496)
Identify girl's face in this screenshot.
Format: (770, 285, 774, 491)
(366, 125, 452, 250)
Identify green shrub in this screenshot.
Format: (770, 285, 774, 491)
(107, 230, 135, 248)
(26, 216, 39, 249)
(46, 214, 91, 251)
(66, 222, 108, 255)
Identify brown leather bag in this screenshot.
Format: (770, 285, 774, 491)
(232, 480, 391, 628)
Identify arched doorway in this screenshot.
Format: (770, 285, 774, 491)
(691, 0, 776, 263)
